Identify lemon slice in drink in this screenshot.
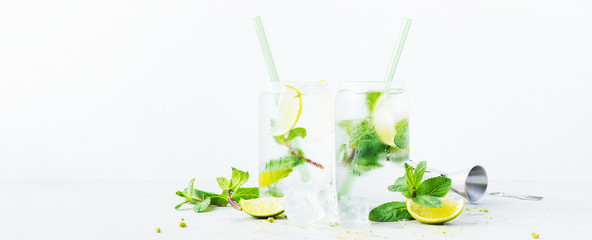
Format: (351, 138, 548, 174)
(269, 85, 302, 136)
(406, 198, 464, 224)
(371, 94, 397, 147)
(240, 197, 285, 218)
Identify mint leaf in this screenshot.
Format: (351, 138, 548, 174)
(394, 118, 409, 148)
(229, 167, 249, 193)
(388, 176, 413, 198)
(404, 163, 416, 189)
(412, 195, 442, 208)
(230, 187, 259, 201)
(193, 198, 211, 213)
(414, 161, 427, 186)
(286, 127, 306, 142)
(365, 91, 383, 114)
(175, 200, 190, 210)
(348, 120, 374, 147)
(368, 201, 412, 222)
(186, 178, 196, 199)
(264, 155, 304, 171)
(338, 120, 361, 135)
(416, 176, 451, 198)
(216, 177, 229, 190)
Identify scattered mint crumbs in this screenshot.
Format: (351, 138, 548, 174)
(155, 228, 160, 233)
(531, 232, 540, 239)
(179, 222, 186, 228)
(368, 161, 452, 222)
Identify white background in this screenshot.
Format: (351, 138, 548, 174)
(1, 0, 591, 183)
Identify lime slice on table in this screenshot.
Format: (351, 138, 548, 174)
(259, 168, 293, 188)
(406, 198, 464, 224)
(269, 85, 302, 136)
(240, 197, 285, 218)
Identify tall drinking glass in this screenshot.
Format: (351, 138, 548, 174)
(335, 81, 409, 222)
(259, 82, 333, 198)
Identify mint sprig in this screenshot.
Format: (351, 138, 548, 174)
(175, 167, 258, 213)
(368, 161, 452, 222)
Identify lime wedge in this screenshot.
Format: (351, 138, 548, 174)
(269, 85, 302, 136)
(406, 198, 464, 224)
(371, 94, 397, 147)
(240, 197, 284, 218)
(259, 168, 293, 188)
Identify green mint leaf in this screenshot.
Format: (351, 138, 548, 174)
(229, 167, 249, 192)
(404, 163, 416, 189)
(388, 177, 413, 198)
(175, 200, 190, 210)
(286, 127, 306, 142)
(414, 161, 427, 186)
(193, 198, 211, 213)
(230, 187, 259, 202)
(264, 155, 304, 171)
(176, 190, 187, 198)
(217, 177, 230, 190)
(394, 118, 409, 149)
(416, 176, 451, 198)
(386, 147, 409, 162)
(365, 91, 383, 114)
(387, 184, 412, 193)
(348, 120, 374, 147)
(337, 120, 362, 135)
(368, 201, 412, 222)
(412, 195, 442, 208)
(186, 178, 196, 199)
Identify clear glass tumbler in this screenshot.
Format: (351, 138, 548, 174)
(258, 81, 334, 198)
(335, 81, 410, 221)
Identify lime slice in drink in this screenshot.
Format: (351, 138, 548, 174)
(371, 94, 398, 147)
(269, 85, 302, 136)
(406, 198, 464, 224)
(259, 168, 293, 188)
(240, 197, 285, 218)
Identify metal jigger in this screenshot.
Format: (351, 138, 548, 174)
(445, 165, 488, 204)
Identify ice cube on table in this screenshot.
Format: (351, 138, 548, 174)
(281, 182, 338, 226)
(338, 196, 370, 223)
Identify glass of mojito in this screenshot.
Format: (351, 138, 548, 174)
(258, 81, 333, 199)
(335, 81, 409, 221)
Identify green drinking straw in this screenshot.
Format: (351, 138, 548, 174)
(252, 16, 280, 82)
(384, 18, 412, 82)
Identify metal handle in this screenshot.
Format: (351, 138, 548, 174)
(488, 192, 543, 201)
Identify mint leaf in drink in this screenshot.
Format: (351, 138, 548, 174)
(264, 155, 304, 171)
(416, 176, 451, 198)
(368, 201, 413, 222)
(338, 120, 361, 135)
(366, 91, 383, 114)
(193, 198, 211, 213)
(412, 195, 442, 208)
(286, 127, 306, 142)
(394, 118, 409, 149)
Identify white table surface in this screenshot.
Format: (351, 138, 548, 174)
(0, 179, 587, 239)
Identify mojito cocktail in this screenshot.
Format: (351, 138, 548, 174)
(335, 81, 409, 221)
(259, 82, 333, 198)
